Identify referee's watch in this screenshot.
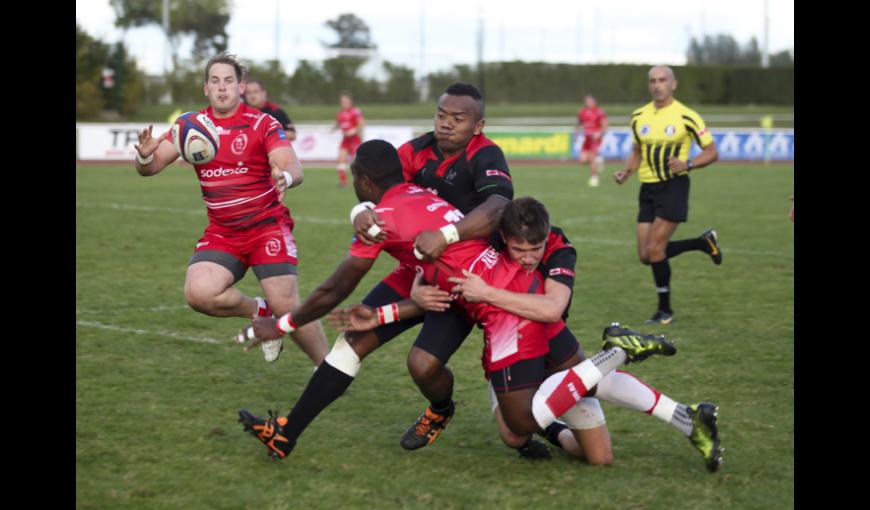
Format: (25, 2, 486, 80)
(686, 160, 694, 172)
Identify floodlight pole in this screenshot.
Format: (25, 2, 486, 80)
(762, 0, 770, 68)
(162, 0, 170, 75)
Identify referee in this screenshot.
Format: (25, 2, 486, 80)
(613, 65, 722, 324)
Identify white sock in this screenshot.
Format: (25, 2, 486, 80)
(531, 347, 626, 429)
(594, 370, 659, 413)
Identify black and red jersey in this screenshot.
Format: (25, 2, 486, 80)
(397, 132, 513, 214)
(256, 101, 294, 132)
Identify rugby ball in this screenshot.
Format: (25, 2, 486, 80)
(171, 112, 220, 165)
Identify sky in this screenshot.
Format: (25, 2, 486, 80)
(76, 0, 794, 77)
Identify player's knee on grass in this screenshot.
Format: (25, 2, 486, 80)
(496, 414, 529, 449)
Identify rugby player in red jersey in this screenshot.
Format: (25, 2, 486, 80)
(233, 140, 681, 464)
(349, 83, 517, 451)
(413, 200, 722, 471)
(575, 95, 608, 187)
(132, 52, 328, 366)
(332, 93, 364, 187)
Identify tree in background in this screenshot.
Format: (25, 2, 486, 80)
(111, 0, 230, 93)
(686, 34, 791, 67)
(323, 13, 377, 50)
(76, 23, 144, 119)
(77, 23, 110, 118)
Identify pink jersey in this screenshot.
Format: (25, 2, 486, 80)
(168, 103, 292, 234)
(578, 107, 607, 134)
(349, 183, 564, 372)
(336, 107, 363, 138)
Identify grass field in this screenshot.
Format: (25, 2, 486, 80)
(76, 161, 794, 509)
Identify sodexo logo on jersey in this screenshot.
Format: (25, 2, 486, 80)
(199, 166, 250, 178)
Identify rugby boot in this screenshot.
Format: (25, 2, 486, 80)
(400, 401, 455, 450)
(700, 229, 723, 265)
(238, 409, 294, 459)
(254, 297, 284, 363)
(517, 437, 552, 460)
(645, 310, 675, 325)
(601, 322, 676, 364)
(687, 402, 724, 472)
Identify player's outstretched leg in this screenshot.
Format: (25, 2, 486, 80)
(400, 400, 455, 450)
(687, 402, 723, 472)
(601, 322, 676, 363)
(238, 409, 295, 459)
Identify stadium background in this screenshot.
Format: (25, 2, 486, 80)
(76, 3, 793, 508)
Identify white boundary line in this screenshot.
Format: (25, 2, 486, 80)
(76, 319, 221, 344)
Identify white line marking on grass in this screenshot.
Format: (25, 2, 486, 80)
(76, 320, 221, 344)
(76, 305, 191, 315)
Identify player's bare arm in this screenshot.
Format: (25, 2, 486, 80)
(667, 142, 719, 175)
(614, 144, 642, 185)
(448, 269, 571, 323)
(133, 125, 179, 176)
(414, 194, 510, 260)
(327, 299, 425, 332)
(238, 255, 375, 348)
(268, 145, 305, 191)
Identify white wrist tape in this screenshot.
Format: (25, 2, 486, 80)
(281, 171, 294, 188)
(366, 224, 382, 237)
(376, 303, 400, 325)
(137, 153, 154, 165)
(277, 314, 297, 334)
(440, 224, 460, 245)
(414, 247, 425, 260)
(349, 202, 376, 223)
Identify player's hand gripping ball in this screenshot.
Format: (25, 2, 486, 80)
(171, 112, 220, 164)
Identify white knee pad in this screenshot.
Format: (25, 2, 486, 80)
(561, 397, 606, 430)
(324, 333, 361, 377)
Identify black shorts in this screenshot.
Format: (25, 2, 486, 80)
(189, 250, 296, 284)
(545, 327, 582, 370)
(637, 174, 690, 223)
(362, 281, 473, 364)
(491, 327, 584, 393)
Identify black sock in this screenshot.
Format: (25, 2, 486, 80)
(542, 422, 568, 448)
(430, 398, 453, 414)
(282, 361, 354, 442)
(666, 237, 707, 258)
(651, 259, 672, 312)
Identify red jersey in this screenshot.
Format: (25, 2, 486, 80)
(348, 183, 490, 273)
(577, 107, 607, 134)
(336, 107, 363, 138)
(167, 103, 292, 233)
(348, 183, 564, 371)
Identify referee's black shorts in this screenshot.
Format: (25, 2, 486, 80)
(637, 174, 690, 223)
